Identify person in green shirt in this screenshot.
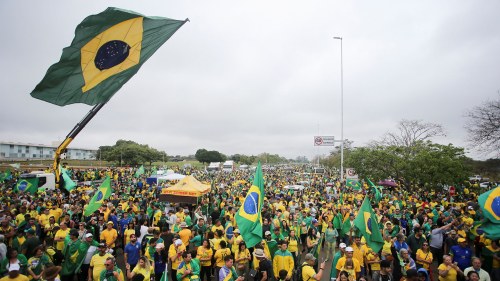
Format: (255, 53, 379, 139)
(99, 257, 123, 281)
(176, 252, 200, 281)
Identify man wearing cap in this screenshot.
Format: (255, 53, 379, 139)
(450, 238, 473, 271)
(330, 243, 346, 280)
(179, 222, 191, 247)
(169, 238, 186, 281)
(301, 253, 326, 281)
(78, 233, 99, 281)
(0, 263, 29, 281)
(335, 247, 361, 280)
(89, 243, 113, 281)
(273, 240, 294, 280)
(254, 248, 272, 281)
(100, 222, 118, 251)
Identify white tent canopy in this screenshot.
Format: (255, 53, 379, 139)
(158, 173, 186, 182)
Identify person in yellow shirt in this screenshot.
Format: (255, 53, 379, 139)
(49, 205, 62, 223)
(214, 240, 231, 281)
(0, 263, 29, 281)
(100, 222, 118, 250)
(178, 223, 191, 247)
(100, 205, 111, 222)
(126, 256, 152, 281)
(351, 237, 368, 271)
(89, 243, 113, 281)
(169, 239, 186, 281)
(38, 209, 50, 229)
(197, 239, 213, 281)
(54, 222, 69, 256)
(438, 255, 463, 281)
(15, 206, 27, 227)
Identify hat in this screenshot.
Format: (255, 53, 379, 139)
(174, 239, 183, 246)
(450, 230, 457, 235)
(184, 209, 190, 213)
(155, 243, 165, 249)
(180, 222, 187, 228)
(84, 233, 93, 238)
(233, 229, 240, 233)
(43, 266, 62, 280)
(8, 264, 20, 272)
(345, 247, 354, 252)
(107, 221, 114, 225)
(458, 238, 466, 243)
(312, 219, 318, 224)
(304, 253, 316, 261)
(339, 243, 347, 249)
(254, 249, 266, 258)
(98, 243, 107, 248)
(468, 206, 474, 210)
(25, 228, 35, 235)
(265, 231, 271, 236)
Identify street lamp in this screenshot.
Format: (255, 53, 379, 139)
(333, 36, 344, 182)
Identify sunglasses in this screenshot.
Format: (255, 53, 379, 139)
(105, 263, 113, 266)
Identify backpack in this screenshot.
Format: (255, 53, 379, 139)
(293, 263, 312, 281)
(141, 234, 153, 252)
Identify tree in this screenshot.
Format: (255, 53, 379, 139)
(377, 119, 445, 147)
(345, 141, 472, 188)
(465, 95, 500, 156)
(97, 140, 167, 166)
(194, 149, 226, 164)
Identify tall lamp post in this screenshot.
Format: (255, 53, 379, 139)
(333, 36, 344, 182)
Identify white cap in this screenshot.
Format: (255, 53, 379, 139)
(265, 231, 271, 236)
(468, 206, 474, 210)
(85, 233, 93, 238)
(339, 243, 347, 248)
(174, 239, 183, 246)
(156, 243, 165, 249)
(345, 247, 354, 252)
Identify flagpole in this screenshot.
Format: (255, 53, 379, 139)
(53, 103, 107, 193)
(333, 36, 344, 182)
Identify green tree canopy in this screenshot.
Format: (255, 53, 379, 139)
(97, 140, 166, 166)
(195, 149, 226, 164)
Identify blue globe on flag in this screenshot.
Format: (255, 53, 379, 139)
(492, 196, 500, 218)
(18, 181, 28, 191)
(366, 217, 372, 232)
(243, 192, 259, 215)
(95, 191, 104, 201)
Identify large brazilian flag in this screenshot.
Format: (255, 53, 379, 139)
(31, 7, 188, 106)
(353, 197, 384, 253)
(478, 186, 500, 239)
(84, 176, 112, 216)
(14, 178, 39, 194)
(235, 162, 264, 248)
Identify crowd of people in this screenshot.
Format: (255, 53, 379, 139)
(0, 164, 498, 281)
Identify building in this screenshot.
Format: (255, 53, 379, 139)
(0, 141, 96, 160)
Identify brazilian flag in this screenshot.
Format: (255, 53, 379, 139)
(353, 197, 384, 253)
(235, 162, 264, 248)
(15, 178, 39, 194)
(31, 7, 188, 106)
(346, 179, 361, 190)
(84, 176, 112, 216)
(135, 165, 145, 178)
(478, 186, 500, 223)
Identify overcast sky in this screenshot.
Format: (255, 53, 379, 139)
(1, 1, 499, 161)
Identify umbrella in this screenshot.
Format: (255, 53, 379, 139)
(378, 179, 398, 187)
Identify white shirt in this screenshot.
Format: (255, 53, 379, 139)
(463, 267, 491, 281)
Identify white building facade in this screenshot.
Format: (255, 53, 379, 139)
(0, 142, 96, 160)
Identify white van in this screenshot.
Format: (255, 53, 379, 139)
(18, 171, 56, 192)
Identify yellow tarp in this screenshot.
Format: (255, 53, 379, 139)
(161, 175, 211, 197)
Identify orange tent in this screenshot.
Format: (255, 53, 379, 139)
(159, 175, 210, 203)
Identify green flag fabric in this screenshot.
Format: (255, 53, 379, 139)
(478, 186, 500, 224)
(310, 235, 324, 259)
(84, 176, 112, 216)
(159, 265, 168, 281)
(31, 7, 188, 106)
(0, 170, 11, 182)
(346, 179, 361, 190)
(135, 165, 145, 178)
(60, 165, 77, 192)
(367, 179, 382, 203)
(15, 178, 38, 194)
(353, 197, 384, 253)
(235, 162, 264, 248)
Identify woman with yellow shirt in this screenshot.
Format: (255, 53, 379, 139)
(123, 222, 136, 247)
(126, 256, 152, 281)
(438, 255, 462, 281)
(288, 230, 299, 266)
(415, 242, 433, 270)
(234, 242, 250, 278)
(197, 239, 213, 281)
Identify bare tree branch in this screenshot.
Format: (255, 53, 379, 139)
(465, 95, 500, 156)
(378, 119, 446, 147)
